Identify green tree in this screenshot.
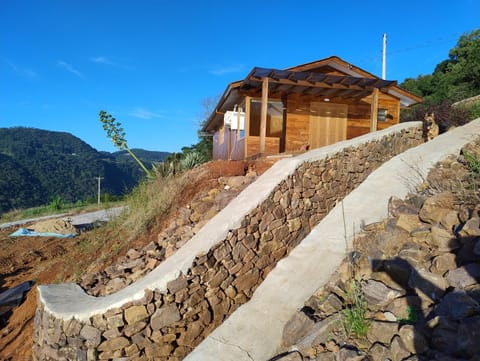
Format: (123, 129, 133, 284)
(99, 110, 152, 177)
(401, 29, 480, 105)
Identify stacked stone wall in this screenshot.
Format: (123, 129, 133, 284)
(33, 125, 423, 361)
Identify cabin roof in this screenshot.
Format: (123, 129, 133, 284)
(203, 56, 422, 132)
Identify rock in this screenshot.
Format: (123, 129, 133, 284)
(378, 257, 412, 289)
(430, 225, 458, 252)
(440, 210, 460, 232)
(282, 311, 315, 347)
(167, 274, 188, 294)
(105, 278, 126, 294)
(124, 305, 148, 325)
(446, 263, 480, 289)
(106, 314, 124, 329)
(234, 268, 260, 291)
(389, 196, 421, 217)
(474, 239, 480, 255)
(430, 253, 457, 275)
(395, 213, 425, 234)
(418, 192, 454, 225)
(150, 304, 181, 330)
(314, 352, 336, 361)
(273, 352, 303, 361)
(325, 340, 339, 352)
(390, 335, 411, 361)
(386, 296, 421, 320)
(362, 279, 405, 307)
(458, 217, 480, 237)
(430, 317, 458, 354)
(294, 314, 341, 353)
(123, 321, 147, 337)
(436, 290, 480, 320)
(367, 321, 398, 344)
(97, 336, 130, 352)
(408, 268, 447, 303)
(307, 293, 343, 317)
(177, 320, 204, 346)
(126, 248, 142, 260)
(457, 315, 480, 357)
(336, 346, 365, 361)
(399, 324, 428, 354)
(79, 324, 101, 347)
(63, 318, 82, 337)
(368, 342, 392, 361)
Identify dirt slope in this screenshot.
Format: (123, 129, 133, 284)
(0, 160, 273, 361)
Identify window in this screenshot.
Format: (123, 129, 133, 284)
(249, 99, 284, 137)
(377, 108, 388, 121)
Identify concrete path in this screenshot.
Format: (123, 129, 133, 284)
(185, 119, 480, 361)
(0, 206, 124, 230)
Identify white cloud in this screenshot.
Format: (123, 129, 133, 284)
(3, 58, 37, 78)
(57, 60, 84, 78)
(209, 64, 245, 76)
(129, 107, 163, 120)
(91, 56, 114, 65)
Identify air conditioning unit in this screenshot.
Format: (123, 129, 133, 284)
(224, 111, 245, 130)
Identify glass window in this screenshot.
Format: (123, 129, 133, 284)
(249, 100, 283, 137)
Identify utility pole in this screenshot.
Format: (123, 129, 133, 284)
(382, 33, 387, 80)
(95, 176, 104, 204)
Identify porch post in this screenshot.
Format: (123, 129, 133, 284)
(245, 96, 251, 159)
(260, 77, 269, 154)
(370, 87, 379, 132)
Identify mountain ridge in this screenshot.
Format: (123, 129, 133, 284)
(0, 127, 171, 213)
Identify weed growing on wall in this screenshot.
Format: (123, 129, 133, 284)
(341, 279, 370, 340)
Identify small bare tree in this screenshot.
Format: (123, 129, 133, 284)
(99, 110, 152, 177)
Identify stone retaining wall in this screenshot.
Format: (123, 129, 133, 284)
(33, 123, 423, 361)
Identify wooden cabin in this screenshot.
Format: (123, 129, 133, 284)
(202, 56, 422, 160)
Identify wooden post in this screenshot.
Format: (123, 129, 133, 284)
(370, 87, 379, 132)
(245, 96, 251, 159)
(280, 94, 287, 153)
(260, 77, 269, 155)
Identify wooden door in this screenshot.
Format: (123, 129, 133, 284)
(309, 103, 347, 149)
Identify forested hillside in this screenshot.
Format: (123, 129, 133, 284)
(400, 29, 480, 128)
(0, 127, 170, 213)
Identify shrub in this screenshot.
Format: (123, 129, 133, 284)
(401, 100, 471, 133)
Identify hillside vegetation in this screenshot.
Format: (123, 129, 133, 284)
(0, 127, 170, 214)
(401, 29, 480, 127)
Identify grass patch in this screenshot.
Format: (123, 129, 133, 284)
(342, 280, 370, 340)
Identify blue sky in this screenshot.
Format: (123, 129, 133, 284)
(1, 1, 479, 153)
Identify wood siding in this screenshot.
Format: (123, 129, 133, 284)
(347, 92, 400, 139)
(212, 126, 246, 160)
(246, 136, 280, 157)
(285, 97, 310, 152)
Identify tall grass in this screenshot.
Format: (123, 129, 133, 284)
(118, 172, 188, 241)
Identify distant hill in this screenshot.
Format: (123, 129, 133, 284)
(0, 127, 171, 213)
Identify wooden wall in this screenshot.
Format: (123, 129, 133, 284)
(246, 136, 280, 158)
(346, 92, 400, 139)
(212, 126, 246, 160)
(285, 97, 310, 152)
(282, 91, 400, 152)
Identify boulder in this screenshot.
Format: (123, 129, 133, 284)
(446, 263, 480, 289)
(362, 279, 405, 308)
(418, 192, 454, 225)
(435, 290, 480, 320)
(367, 321, 398, 344)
